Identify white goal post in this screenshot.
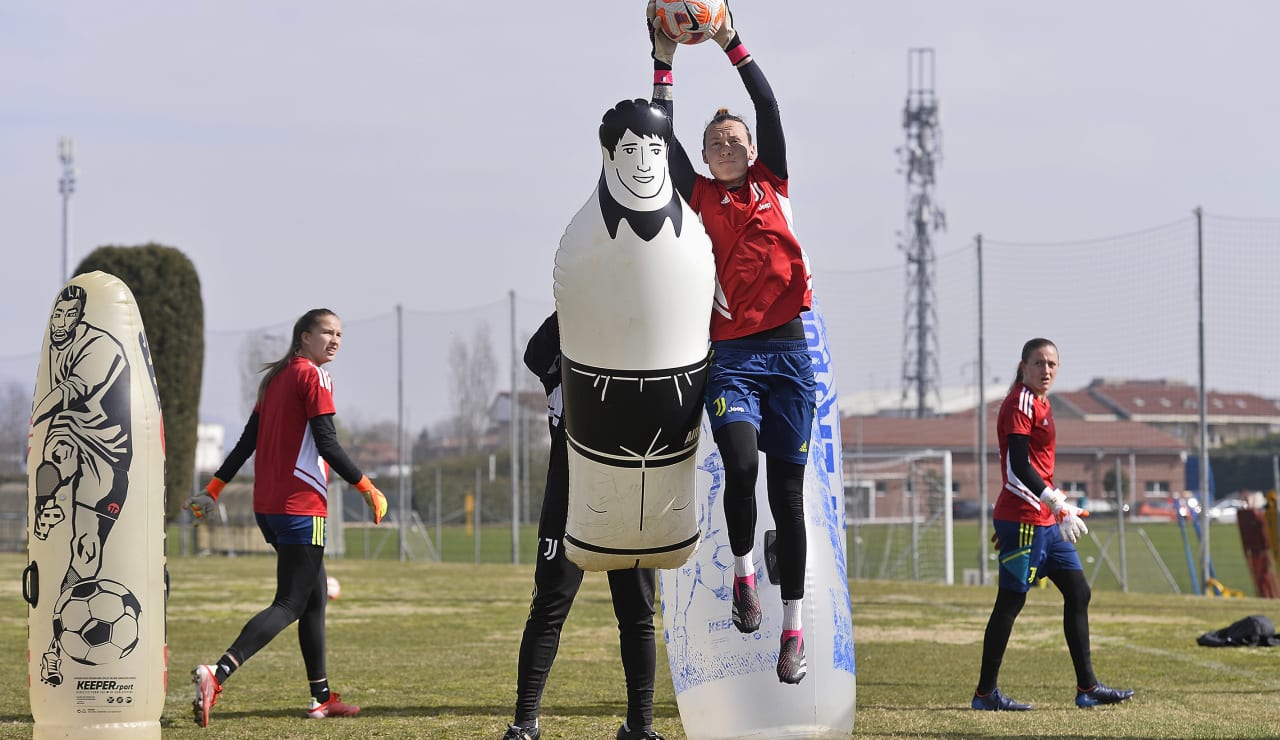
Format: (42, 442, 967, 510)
(845, 450, 954, 584)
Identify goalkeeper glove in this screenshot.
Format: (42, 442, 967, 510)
(356, 475, 387, 525)
(1041, 487, 1089, 542)
(1038, 486, 1066, 514)
(186, 477, 225, 525)
(1057, 506, 1090, 543)
(646, 0, 676, 69)
(713, 0, 740, 53)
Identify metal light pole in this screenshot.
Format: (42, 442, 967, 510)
(58, 137, 76, 283)
(397, 304, 408, 561)
(509, 290, 520, 564)
(975, 234, 989, 584)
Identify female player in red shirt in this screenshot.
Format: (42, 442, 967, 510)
(972, 338, 1134, 710)
(648, 1, 814, 685)
(184, 308, 387, 727)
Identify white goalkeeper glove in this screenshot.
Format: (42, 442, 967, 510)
(1039, 486, 1066, 514)
(1041, 487, 1089, 542)
(1058, 505, 1090, 543)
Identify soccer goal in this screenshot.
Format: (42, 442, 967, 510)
(845, 450, 954, 584)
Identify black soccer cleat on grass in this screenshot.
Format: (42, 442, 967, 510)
(502, 723, 540, 740)
(1076, 682, 1134, 708)
(972, 687, 1032, 711)
(616, 723, 665, 740)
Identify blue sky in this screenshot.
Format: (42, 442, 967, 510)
(3, 2, 1278, 427)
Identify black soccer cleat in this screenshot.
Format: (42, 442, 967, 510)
(616, 723, 665, 740)
(1076, 683, 1134, 708)
(731, 575, 762, 633)
(502, 723, 540, 740)
(972, 687, 1032, 711)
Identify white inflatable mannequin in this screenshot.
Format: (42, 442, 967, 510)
(24, 272, 167, 739)
(660, 302, 856, 739)
(553, 99, 716, 571)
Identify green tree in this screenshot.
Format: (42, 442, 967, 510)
(75, 243, 204, 522)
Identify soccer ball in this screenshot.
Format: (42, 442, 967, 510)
(653, 0, 726, 45)
(327, 575, 341, 600)
(53, 579, 142, 666)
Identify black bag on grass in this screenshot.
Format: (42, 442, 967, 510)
(1196, 615, 1280, 647)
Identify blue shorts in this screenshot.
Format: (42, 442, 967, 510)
(993, 519, 1082, 592)
(256, 513, 328, 548)
(704, 337, 816, 465)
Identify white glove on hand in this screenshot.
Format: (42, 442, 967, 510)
(1058, 506, 1089, 543)
(1038, 487, 1066, 515)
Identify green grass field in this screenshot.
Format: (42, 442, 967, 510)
(2, 525, 1277, 739)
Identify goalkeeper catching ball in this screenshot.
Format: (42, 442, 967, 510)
(184, 308, 387, 727)
(972, 338, 1134, 711)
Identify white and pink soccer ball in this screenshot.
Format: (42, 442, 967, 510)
(326, 576, 341, 600)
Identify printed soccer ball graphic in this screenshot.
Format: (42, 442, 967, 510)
(653, 0, 726, 45)
(326, 575, 341, 600)
(53, 578, 142, 666)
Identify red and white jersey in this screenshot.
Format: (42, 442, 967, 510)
(993, 384, 1056, 526)
(252, 356, 337, 516)
(691, 161, 812, 340)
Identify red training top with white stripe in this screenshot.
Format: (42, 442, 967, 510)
(993, 384, 1056, 526)
(253, 356, 336, 516)
(691, 162, 812, 341)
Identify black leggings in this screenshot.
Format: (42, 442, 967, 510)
(715, 421, 807, 601)
(976, 568, 1096, 693)
(225, 543, 328, 683)
(514, 432, 656, 729)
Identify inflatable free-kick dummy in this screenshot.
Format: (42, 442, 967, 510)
(23, 272, 167, 740)
(553, 99, 715, 571)
(660, 301, 856, 739)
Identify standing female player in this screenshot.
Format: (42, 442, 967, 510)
(972, 338, 1134, 710)
(647, 1, 816, 684)
(185, 308, 388, 727)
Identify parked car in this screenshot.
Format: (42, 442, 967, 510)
(1208, 498, 1248, 524)
(1073, 498, 1116, 515)
(1135, 498, 1179, 521)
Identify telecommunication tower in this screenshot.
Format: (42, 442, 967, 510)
(897, 48, 945, 417)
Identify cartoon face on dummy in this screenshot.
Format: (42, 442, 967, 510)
(602, 130, 672, 210)
(49, 297, 85, 351)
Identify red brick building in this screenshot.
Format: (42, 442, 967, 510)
(840, 411, 1188, 519)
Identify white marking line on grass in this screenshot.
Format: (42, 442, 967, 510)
(1104, 639, 1280, 691)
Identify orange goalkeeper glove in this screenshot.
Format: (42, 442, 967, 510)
(185, 477, 225, 525)
(355, 475, 387, 525)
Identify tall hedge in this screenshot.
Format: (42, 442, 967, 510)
(75, 243, 204, 523)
